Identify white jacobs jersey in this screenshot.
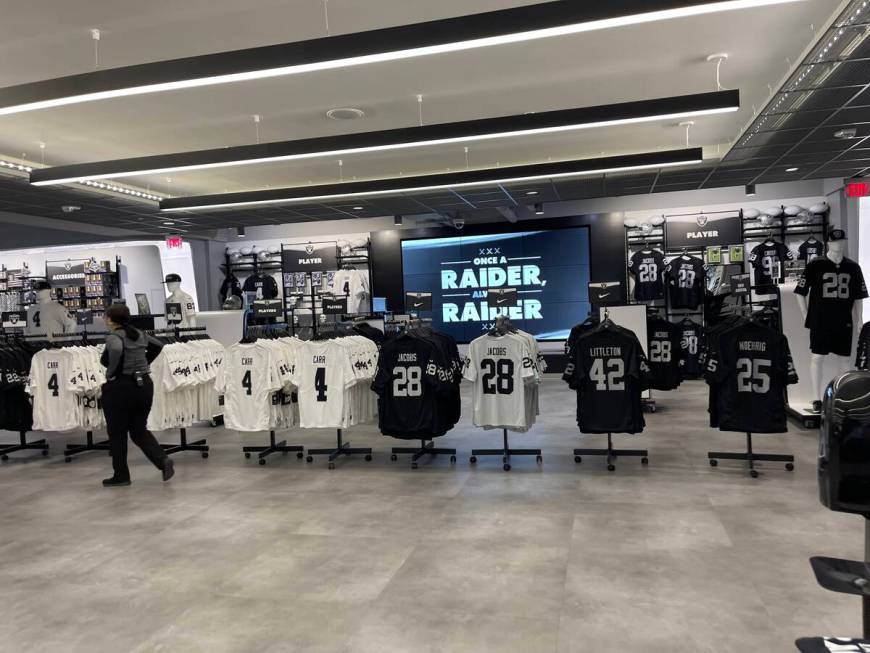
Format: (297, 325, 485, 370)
(463, 333, 536, 430)
(216, 342, 281, 432)
(290, 340, 357, 428)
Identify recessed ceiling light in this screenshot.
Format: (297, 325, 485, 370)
(534, 203, 545, 215)
(61, 205, 81, 213)
(353, 206, 364, 210)
(163, 221, 175, 225)
(326, 107, 366, 121)
(526, 191, 539, 196)
(786, 167, 799, 172)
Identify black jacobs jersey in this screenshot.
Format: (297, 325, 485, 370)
(646, 317, 684, 390)
(565, 324, 648, 434)
(242, 274, 279, 299)
(665, 255, 705, 309)
(706, 321, 798, 433)
(371, 333, 452, 439)
(679, 320, 705, 377)
(628, 249, 665, 301)
(749, 240, 794, 286)
(795, 257, 868, 331)
(797, 238, 824, 263)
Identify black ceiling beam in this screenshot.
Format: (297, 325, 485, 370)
(0, 0, 758, 115)
(160, 148, 704, 212)
(30, 90, 737, 185)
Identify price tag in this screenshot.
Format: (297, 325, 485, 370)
(730, 274, 751, 295)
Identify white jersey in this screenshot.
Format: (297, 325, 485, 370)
(165, 291, 196, 328)
(27, 349, 81, 431)
(25, 301, 76, 338)
(216, 342, 281, 432)
(330, 269, 370, 313)
(289, 340, 357, 428)
(463, 333, 536, 430)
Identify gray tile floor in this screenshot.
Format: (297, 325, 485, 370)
(0, 378, 864, 652)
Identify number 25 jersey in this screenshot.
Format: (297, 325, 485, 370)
(463, 333, 536, 430)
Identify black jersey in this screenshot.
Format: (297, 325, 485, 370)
(371, 333, 451, 439)
(795, 637, 870, 653)
(702, 315, 748, 428)
(679, 319, 705, 377)
(564, 315, 599, 359)
(628, 249, 665, 301)
(749, 240, 794, 287)
(646, 316, 684, 390)
(795, 257, 867, 330)
(219, 274, 242, 303)
(564, 323, 648, 434)
(665, 255, 705, 309)
(797, 238, 824, 263)
(706, 321, 798, 433)
(242, 274, 279, 300)
(856, 321, 870, 370)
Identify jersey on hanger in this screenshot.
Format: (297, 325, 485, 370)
(797, 238, 824, 263)
(25, 301, 75, 337)
(628, 249, 665, 301)
(242, 274, 279, 300)
(646, 317, 684, 390)
(665, 256, 705, 309)
(216, 343, 281, 432)
(463, 333, 536, 430)
(679, 320, 705, 377)
(290, 340, 357, 428)
(331, 269, 370, 313)
(564, 324, 648, 434)
(705, 321, 798, 433)
(27, 349, 80, 431)
(749, 240, 794, 287)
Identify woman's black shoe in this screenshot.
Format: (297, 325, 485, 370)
(162, 458, 175, 482)
(102, 477, 131, 487)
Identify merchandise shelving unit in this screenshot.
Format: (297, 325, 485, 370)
(45, 256, 122, 322)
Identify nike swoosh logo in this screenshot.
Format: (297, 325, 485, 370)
(599, 292, 610, 298)
(496, 298, 510, 304)
(413, 302, 424, 307)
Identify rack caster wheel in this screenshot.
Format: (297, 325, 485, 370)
(202, 452, 209, 459)
(574, 456, 582, 463)
(64, 457, 71, 463)
(390, 454, 398, 462)
(328, 462, 335, 470)
(450, 455, 456, 463)
(42, 449, 49, 457)
(245, 452, 252, 459)
(650, 405, 657, 413)
(306, 456, 313, 463)
(411, 463, 418, 470)
(607, 464, 616, 472)
(1, 455, 8, 462)
(469, 456, 477, 464)
(297, 452, 304, 459)
(641, 457, 649, 465)
(750, 469, 759, 478)
(785, 463, 794, 471)
(709, 459, 718, 467)
(364, 454, 372, 462)
(258, 459, 266, 466)
(503, 463, 511, 471)
(536, 455, 543, 463)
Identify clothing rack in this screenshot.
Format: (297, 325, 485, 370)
(244, 429, 304, 465)
(574, 432, 649, 471)
(708, 431, 794, 478)
(305, 428, 372, 470)
(0, 431, 49, 462)
(470, 429, 542, 472)
(391, 439, 457, 469)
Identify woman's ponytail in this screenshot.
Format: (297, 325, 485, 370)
(105, 303, 141, 341)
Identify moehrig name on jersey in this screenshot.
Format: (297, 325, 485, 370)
(739, 340, 767, 352)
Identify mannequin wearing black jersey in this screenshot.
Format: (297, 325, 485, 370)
(795, 236, 867, 411)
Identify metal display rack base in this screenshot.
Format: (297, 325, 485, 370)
(159, 427, 209, 458)
(574, 432, 648, 471)
(0, 431, 49, 461)
(470, 429, 542, 472)
(64, 430, 111, 462)
(707, 432, 793, 478)
(244, 430, 304, 465)
(306, 429, 372, 469)
(391, 439, 457, 469)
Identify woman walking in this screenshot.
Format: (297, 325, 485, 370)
(100, 304, 175, 487)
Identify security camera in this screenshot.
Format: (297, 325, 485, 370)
(452, 217, 465, 230)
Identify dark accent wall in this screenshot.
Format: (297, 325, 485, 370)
(370, 212, 626, 313)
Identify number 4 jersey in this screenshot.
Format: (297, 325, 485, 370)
(463, 333, 537, 430)
(563, 324, 648, 434)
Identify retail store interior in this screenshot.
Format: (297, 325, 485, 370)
(1, 1, 870, 651)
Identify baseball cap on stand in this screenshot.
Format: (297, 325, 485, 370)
(163, 273, 182, 284)
(828, 228, 846, 242)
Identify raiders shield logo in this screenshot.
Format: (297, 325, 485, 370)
(63, 261, 73, 271)
(696, 215, 709, 227)
(305, 244, 316, 256)
(9, 314, 18, 325)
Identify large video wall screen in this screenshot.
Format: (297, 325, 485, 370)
(401, 228, 591, 342)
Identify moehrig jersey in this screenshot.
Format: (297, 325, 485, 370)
(705, 321, 797, 433)
(565, 323, 648, 434)
(665, 255, 705, 309)
(795, 256, 868, 332)
(646, 316, 683, 390)
(628, 249, 665, 301)
(749, 240, 794, 287)
(797, 238, 824, 263)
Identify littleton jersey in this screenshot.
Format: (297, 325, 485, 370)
(665, 255, 705, 309)
(216, 343, 282, 432)
(749, 240, 794, 286)
(795, 257, 868, 330)
(463, 333, 535, 430)
(628, 249, 665, 301)
(290, 340, 356, 428)
(797, 238, 824, 263)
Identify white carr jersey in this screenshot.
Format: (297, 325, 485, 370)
(463, 333, 536, 430)
(28, 349, 80, 431)
(216, 343, 281, 432)
(290, 341, 356, 428)
(330, 269, 370, 313)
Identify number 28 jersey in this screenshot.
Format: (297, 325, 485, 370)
(795, 257, 868, 331)
(463, 333, 536, 430)
(628, 249, 665, 301)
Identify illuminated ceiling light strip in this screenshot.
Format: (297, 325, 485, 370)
(30, 91, 738, 185)
(0, 159, 34, 173)
(78, 179, 162, 201)
(161, 148, 704, 212)
(1, 0, 794, 115)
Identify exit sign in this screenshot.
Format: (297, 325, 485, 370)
(846, 180, 869, 198)
(165, 236, 183, 250)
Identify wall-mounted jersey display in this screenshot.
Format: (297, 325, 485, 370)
(242, 273, 279, 300)
(563, 320, 648, 434)
(749, 239, 794, 287)
(705, 320, 798, 433)
(795, 257, 868, 356)
(645, 316, 684, 390)
(797, 237, 824, 263)
(330, 268, 370, 314)
(679, 319, 705, 378)
(665, 255, 705, 309)
(628, 249, 665, 301)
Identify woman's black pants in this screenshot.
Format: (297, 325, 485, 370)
(102, 375, 167, 481)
